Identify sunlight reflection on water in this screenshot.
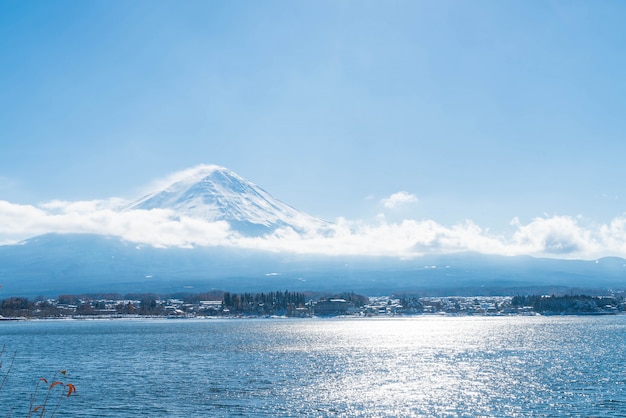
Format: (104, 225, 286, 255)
(2, 316, 626, 416)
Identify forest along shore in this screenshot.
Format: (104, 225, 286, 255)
(1, 292, 624, 319)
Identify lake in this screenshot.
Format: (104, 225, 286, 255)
(2, 315, 626, 417)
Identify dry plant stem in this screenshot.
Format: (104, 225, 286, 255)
(37, 383, 55, 418)
(0, 345, 16, 394)
(1, 347, 76, 417)
(27, 378, 45, 418)
(49, 384, 68, 418)
(27, 372, 76, 417)
(31, 372, 59, 418)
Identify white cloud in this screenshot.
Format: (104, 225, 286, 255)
(381, 191, 418, 209)
(509, 215, 597, 256)
(39, 198, 126, 212)
(0, 199, 232, 247)
(3, 198, 626, 260)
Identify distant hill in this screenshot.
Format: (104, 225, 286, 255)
(1, 233, 625, 297)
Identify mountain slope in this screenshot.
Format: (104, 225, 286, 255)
(126, 165, 328, 235)
(1, 233, 626, 297)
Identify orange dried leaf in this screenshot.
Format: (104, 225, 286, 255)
(33, 406, 43, 412)
(66, 383, 76, 397)
(49, 381, 63, 390)
(39, 377, 48, 384)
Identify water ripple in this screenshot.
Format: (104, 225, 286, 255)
(2, 317, 626, 416)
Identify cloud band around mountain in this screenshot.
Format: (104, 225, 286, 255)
(2, 198, 626, 259)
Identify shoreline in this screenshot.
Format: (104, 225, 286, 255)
(3, 311, 623, 322)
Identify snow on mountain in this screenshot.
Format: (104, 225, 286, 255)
(125, 164, 329, 235)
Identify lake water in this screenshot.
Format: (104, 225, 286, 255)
(2, 315, 626, 417)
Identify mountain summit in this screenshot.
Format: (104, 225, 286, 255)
(126, 164, 328, 235)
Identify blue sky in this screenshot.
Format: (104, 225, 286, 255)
(1, 1, 626, 258)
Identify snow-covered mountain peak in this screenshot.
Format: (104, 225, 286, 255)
(126, 164, 329, 235)
(160, 164, 234, 189)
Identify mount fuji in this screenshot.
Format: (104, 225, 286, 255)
(125, 164, 329, 236)
(1, 164, 626, 297)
